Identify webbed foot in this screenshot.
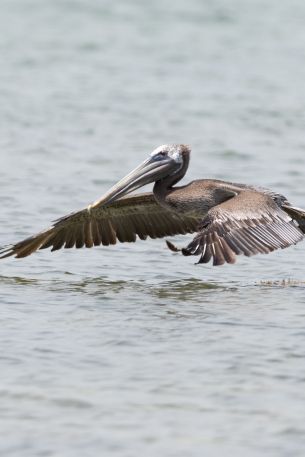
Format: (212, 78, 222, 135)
(165, 240, 181, 252)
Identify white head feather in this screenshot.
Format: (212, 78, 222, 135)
(150, 144, 184, 164)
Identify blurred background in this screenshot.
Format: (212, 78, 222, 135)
(1, 1, 305, 456)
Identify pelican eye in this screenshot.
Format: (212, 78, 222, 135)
(152, 151, 168, 160)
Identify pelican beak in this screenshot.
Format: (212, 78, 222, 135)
(92, 155, 176, 207)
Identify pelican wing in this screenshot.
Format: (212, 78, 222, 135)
(183, 190, 304, 265)
(0, 193, 200, 259)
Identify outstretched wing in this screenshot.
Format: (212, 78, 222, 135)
(182, 190, 304, 266)
(0, 193, 200, 259)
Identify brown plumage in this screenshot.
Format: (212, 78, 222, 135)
(0, 194, 199, 259)
(180, 190, 304, 266)
(1, 144, 304, 266)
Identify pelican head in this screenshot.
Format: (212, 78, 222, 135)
(94, 144, 190, 207)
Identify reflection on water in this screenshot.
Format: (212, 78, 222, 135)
(2, 274, 305, 301)
(0, 274, 227, 299)
(0, 275, 40, 287)
(152, 278, 229, 301)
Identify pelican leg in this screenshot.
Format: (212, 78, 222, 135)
(165, 240, 181, 252)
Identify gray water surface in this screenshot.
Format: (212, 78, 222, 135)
(1, 0, 305, 456)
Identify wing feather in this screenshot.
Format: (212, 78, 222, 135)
(183, 190, 304, 266)
(0, 193, 199, 259)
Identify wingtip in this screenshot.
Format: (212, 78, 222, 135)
(0, 245, 14, 259)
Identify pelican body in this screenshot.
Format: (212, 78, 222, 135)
(1, 144, 305, 266)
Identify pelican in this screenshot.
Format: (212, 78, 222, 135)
(1, 144, 305, 265)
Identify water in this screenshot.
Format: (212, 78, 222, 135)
(1, 0, 305, 455)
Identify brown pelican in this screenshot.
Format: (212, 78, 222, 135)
(1, 144, 305, 265)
